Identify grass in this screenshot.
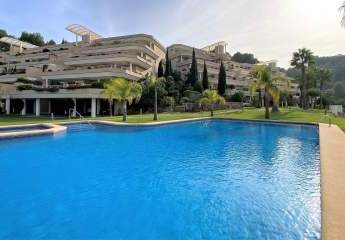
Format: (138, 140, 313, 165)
(0, 108, 344, 131)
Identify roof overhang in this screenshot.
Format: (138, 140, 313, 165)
(201, 41, 227, 52)
(0, 37, 38, 49)
(66, 24, 102, 39)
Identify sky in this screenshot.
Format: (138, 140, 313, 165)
(0, 0, 345, 68)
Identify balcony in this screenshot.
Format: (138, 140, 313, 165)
(40, 67, 142, 81)
(64, 53, 151, 69)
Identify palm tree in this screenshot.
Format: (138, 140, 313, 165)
(103, 80, 116, 116)
(104, 78, 142, 121)
(340, 2, 345, 27)
(291, 48, 315, 110)
(148, 72, 165, 121)
(315, 67, 332, 109)
(199, 90, 225, 117)
(250, 65, 289, 119)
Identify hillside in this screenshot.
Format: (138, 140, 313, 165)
(315, 55, 345, 82)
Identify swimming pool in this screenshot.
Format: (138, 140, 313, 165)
(0, 120, 320, 239)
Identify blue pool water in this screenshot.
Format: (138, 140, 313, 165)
(0, 120, 320, 239)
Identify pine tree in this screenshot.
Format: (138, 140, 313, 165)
(190, 48, 199, 86)
(158, 60, 164, 77)
(202, 61, 209, 90)
(217, 61, 226, 95)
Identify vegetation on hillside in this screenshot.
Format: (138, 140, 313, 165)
(231, 52, 259, 64)
(0, 28, 58, 50)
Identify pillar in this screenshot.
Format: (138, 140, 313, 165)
(35, 98, 40, 116)
(91, 98, 96, 118)
(48, 99, 51, 114)
(72, 98, 77, 117)
(129, 63, 133, 72)
(21, 99, 26, 116)
(96, 99, 101, 115)
(5, 98, 10, 115)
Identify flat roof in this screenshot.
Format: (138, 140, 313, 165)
(0, 37, 38, 49)
(66, 24, 102, 39)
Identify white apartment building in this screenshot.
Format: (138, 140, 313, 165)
(168, 42, 299, 98)
(0, 24, 165, 117)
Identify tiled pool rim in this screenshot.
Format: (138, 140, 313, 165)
(0, 118, 344, 240)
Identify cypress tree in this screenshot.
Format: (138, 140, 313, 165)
(202, 61, 209, 90)
(217, 61, 226, 95)
(158, 60, 164, 77)
(164, 49, 172, 77)
(190, 48, 198, 86)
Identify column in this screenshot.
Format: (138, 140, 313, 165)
(35, 98, 40, 116)
(129, 63, 133, 72)
(96, 99, 101, 115)
(48, 99, 51, 114)
(72, 98, 77, 117)
(21, 99, 26, 116)
(91, 98, 96, 118)
(5, 98, 10, 115)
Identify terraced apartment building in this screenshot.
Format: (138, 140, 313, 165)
(0, 25, 298, 117)
(168, 42, 299, 98)
(0, 25, 165, 117)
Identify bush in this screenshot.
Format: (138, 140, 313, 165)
(230, 92, 244, 102)
(17, 85, 33, 91)
(17, 77, 42, 86)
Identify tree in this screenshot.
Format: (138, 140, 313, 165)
(164, 49, 172, 77)
(217, 61, 226, 95)
(19, 32, 45, 46)
(189, 48, 198, 86)
(340, 2, 345, 27)
(231, 52, 259, 64)
(250, 65, 289, 119)
(158, 60, 164, 77)
(290, 48, 315, 110)
(193, 80, 203, 93)
(202, 61, 209, 90)
(148, 72, 165, 120)
(199, 90, 225, 117)
(315, 67, 332, 109)
(0, 29, 9, 52)
(61, 38, 68, 44)
(46, 40, 56, 45)
(103, 78, 142, 121)
(103, 80, 116, 116)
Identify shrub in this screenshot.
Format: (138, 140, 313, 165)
(17, 77, 43, 86)
(16, 85, 33, 91)
(230, 92, 244, 102)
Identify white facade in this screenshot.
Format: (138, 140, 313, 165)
(0, 30, 165, 117)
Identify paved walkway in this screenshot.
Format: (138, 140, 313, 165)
(319, 123, 345, 240)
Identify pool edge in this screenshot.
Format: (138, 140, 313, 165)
(0, 123, 67, 139)
(319, 123, 345, 240)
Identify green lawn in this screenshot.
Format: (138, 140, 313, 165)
(1, 108, 344, 131)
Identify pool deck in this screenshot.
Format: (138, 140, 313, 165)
(319, 123, 345, 240)
(0, 118, 344, 239)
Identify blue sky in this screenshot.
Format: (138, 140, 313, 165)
(1, 0, 345, 67)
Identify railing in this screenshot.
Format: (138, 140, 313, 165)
(68, 108, 94, 128)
